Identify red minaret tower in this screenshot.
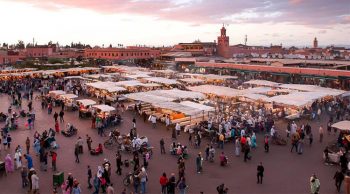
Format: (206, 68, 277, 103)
(313, 37, 318, 48)
(217, 24, 230, 58)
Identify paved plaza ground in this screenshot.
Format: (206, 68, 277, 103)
(0, 92, 341, 194)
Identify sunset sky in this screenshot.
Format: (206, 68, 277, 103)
(0, 0, 349, 47)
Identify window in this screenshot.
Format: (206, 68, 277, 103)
(121, 53, 123, 56)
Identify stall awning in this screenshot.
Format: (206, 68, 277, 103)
(332, 121, 350, 131)
(49, 90, 66, 96)
(60, 94, 78, 99)
(93, 105, 116, 112)
(77, 99, 96, 106)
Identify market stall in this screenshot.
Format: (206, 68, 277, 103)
(77, 99, 97, 118)
(93, 104, 116, 119)
(59, 94, 78, 111)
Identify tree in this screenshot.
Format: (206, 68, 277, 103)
(15, 40, 25, 49)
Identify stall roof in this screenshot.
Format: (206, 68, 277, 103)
(49, 90, 66, 96)
(60, 94, 78, 99)
(64, 76, 84, 80)
(85, 81, 127, 92)
(179, 78, 205, 84)
(152, 69, 177, 74)
(150, 89, 205, 100)
(187, 85, 241, 97)
(153, 101, 202, 116)
(114, 80, 146, 87)
(179, 101, 214, 112)
(241, 87, 272, 94)
(278, 84, 345, 96)
(239, 93, 270, 101)
(84, 74, 113, 79)
(144, 77, 179, 85)
(244, 80, 280, 87)
(77, 99, 96, 106)
(332, 121, 350, 131)
(124, 93, 175, 103)
(267, 91, 327, 107)
(93, 104, 116, 112)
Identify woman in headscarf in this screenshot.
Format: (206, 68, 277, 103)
(14, 148, 22, 169)
(5, 154, 14, 173)
(33, 138, 40, 156)
(251, 132, 257, 148)
(97, 166, 104, 178)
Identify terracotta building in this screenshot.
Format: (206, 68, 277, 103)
(26, 45, 53, 58)
(85, 47, 161, 60)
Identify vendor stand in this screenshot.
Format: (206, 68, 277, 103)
(48, 90, 66, 106)
(77, 99, 96, 118)
(59, 94, 78, 111)
(93, 104, 116, 119)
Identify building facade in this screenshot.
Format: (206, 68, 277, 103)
(84, 47, 161, 60)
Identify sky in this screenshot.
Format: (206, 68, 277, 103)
(0, 0, 349, 47)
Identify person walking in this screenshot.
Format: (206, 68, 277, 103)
(74, 145, 80, 163)
(334, 170, 344, 192)
(177, 176, 187, 194)
(25, 137, 30, 154)
(196, 152, 203, 174)
(167, 173, 176, 194)
(264, 135, 269, 153)
(24, 154, 33, 169)
(115, 152, 122, 175)
(53, 112, 58, 122)
(86, 135, 92, 151)
(87, 165, 92, 189)
(310, 174, 321, 194)
(159, 172, 168, 194)
(31, 171, 39, 194)
(257, 162, 264, 184)
(50, 151, 57, 171)
(21, 167, 29, 188)
(319, 126, 324, 143)
(139, 167, 148, 194)
(160, 138, 165, 154)
(59, 110, 64, 122)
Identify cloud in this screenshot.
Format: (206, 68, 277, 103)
(318, 30, 327, 34)
(9, 0, 350, 28)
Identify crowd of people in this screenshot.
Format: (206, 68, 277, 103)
(0, 74, 350, 194)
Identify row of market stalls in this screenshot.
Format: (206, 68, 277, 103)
(0, 67, 100, 80)
(187, 80, 347, 119)
(48, 90, 117, 119)
(123, 89, 214, 128)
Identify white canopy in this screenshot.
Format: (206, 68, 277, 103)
(77, 99, 96, 107)
(64, 76, 84, 80)
(49, 90, 66, 96)
(179, 78, 205, 84)
(124, 93, 175, 104)
(267, 91, 326, 107)
(144, 77, 179, 85)
(114, 80, 146, 87)
(332, 121, 350, 131)
(188, 85, 241, 97)
(153, 101, 202, 116)
(279, 84, 345, 96)
(60, 94, 78, 99)
(239, 93, 270, 101)
(244, 80, 280, 87)
(93, 104, 116, 112)
(86, 81, 127, 92)
(179, 101, 214, 112)
(241, 87, 272, 94)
